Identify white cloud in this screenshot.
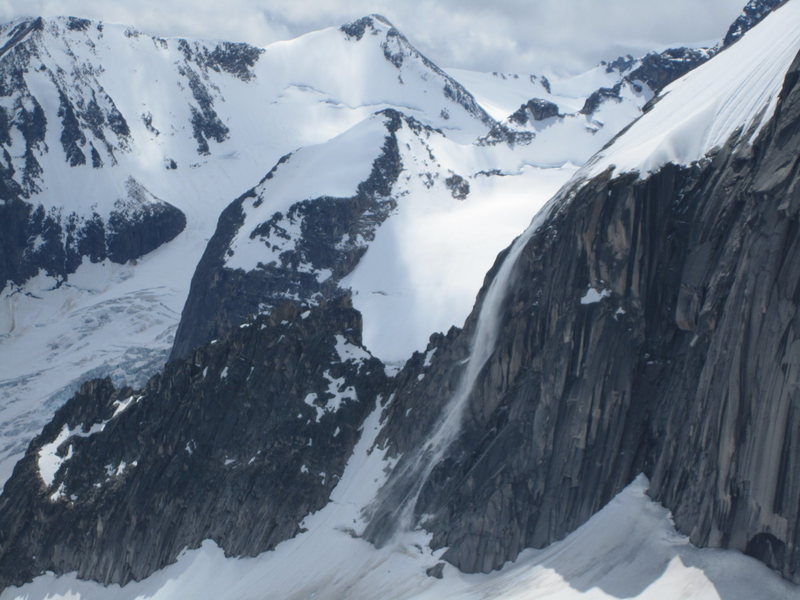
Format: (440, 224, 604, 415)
(0, 0, 747, 73)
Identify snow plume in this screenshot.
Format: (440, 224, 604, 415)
(362, 188, 566, 543)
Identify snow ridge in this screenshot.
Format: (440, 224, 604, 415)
(585, 0, 800, 178)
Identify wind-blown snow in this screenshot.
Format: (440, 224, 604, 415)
(586, 0, 800, 177)
(342, 158, 575, 364)
(376, 194, 562, 534)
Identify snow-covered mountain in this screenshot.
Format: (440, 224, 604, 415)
(0, 12, 504, 483)
(1, 0, 799, 598)
(0, 11, 692, 483)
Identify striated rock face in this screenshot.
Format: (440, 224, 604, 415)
(365, 49, 800, 583)
(1, 4, 798, 595)
(0, 297, 387, 589)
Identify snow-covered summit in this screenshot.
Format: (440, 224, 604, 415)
(338, 14, 495, 131)
(0, 12, 493, 214)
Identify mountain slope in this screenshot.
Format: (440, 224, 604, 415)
(1, 1, 798, 598)
(0, 298, 388, 587)
(0, 7, 732, 487)
(0, 12, 495, 297)
(0, 13, 502, 484)
(169, 108, 575, 364)
(170, 20, 740, 365)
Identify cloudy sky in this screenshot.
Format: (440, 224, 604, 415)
(0, 0, 746, 74)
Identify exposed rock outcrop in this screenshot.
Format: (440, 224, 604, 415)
(0, 178, 185, 291)
(724, 0, 786, 46)
(626, 47, 714, 94)
(509, 98, 560, 125)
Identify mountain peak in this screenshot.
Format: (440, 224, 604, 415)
(339, 14, 396, 40)
(585, 0, 800, 178)
(337, 14, 495, 128)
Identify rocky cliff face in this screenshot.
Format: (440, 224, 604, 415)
(5, 46, 798, 590)
(0, 2, 798, 595)
(0, 297, 387, 589)
(363, 48, 800, 583)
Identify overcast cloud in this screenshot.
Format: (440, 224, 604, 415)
(0, 0, 746, 74)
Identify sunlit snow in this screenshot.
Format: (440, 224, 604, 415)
(586, 0, 800, 177)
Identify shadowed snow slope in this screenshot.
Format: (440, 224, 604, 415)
(2, 472, 797, 599)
